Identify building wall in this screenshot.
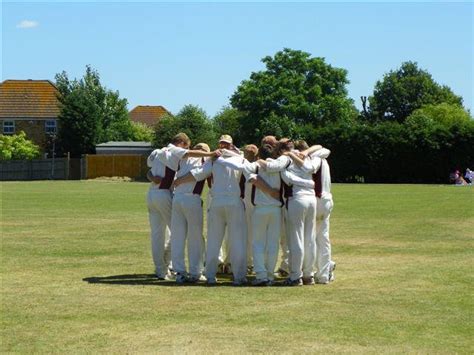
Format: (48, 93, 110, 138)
(0, 119, 58, 150)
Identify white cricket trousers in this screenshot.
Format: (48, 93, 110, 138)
(315, 197, 334, 283)
(205, 198, 247, 281)
(245, 202, 254, 267)
(286, 195, 317, 280)
(252, 205, 281, 281)
(147, 188, 172, 278)
(170, 194, 204, 277)
(278, 208, 289, 272)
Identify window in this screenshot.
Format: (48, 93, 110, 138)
(45, 120, 57, 134)
(3, 121, 15, 134)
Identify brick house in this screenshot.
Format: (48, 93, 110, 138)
(129, 105, 170, 128)
(0, 80, 60, 150)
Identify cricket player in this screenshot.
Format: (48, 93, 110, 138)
(146, 133, 191, 279)
(285, 142, 336, 284)
(152, 138, 219, 284)
(307, 147, 336, 284)
(216, 144, 283, 285)
(174, 135, 248, 286)
(258, 140, 321, 285)
(242, 144, 259, 272)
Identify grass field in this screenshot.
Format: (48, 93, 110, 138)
(1, 181, 473, 353)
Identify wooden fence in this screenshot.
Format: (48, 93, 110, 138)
(85, 154, 148, 179)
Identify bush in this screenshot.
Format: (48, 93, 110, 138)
(0, 132, 41, 160)
(130, 122, 154, 142)
(309, 120, 474, 183)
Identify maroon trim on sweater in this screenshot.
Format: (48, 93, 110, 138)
(282, 180, 293, 209)
(250, 167, 258, 206)
(159, 166, 176, 189)
(279, 179, 284, 207)
(239, 174, 245, 199)
(192, 158, 206, 195)
(312, 165, 322, 198)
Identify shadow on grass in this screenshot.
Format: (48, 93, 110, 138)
(83, 273, 287, 287)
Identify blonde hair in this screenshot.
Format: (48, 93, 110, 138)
(171, 132, 191, 148)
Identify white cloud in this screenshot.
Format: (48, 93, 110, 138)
(16, 20, 39, 29)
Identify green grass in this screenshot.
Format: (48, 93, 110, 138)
(1, 181, 473, 353)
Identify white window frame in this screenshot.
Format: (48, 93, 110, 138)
(45, 120, 57, 134)
(3, 121, 15, 134)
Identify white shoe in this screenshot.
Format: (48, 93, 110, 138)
(329, 262, 336, 282)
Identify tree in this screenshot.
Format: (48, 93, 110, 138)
(153, 105, 218, 148)
(368, 61, 463, 123)
(0, 131, 41, 160)
(129, 122, 154, 142)
(405, 103, 472, 128)
(230, 48, 358, 143)
(55, 66, 132, 157)
(212, 106, 245, 147)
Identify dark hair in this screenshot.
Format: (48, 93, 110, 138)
(276, 139, 294, 156)
(258, 144, 274, 160)
(261, 135, 278, 148)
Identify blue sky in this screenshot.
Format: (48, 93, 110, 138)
(2, 1, 473, 116)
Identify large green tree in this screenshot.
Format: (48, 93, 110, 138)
(368, 61, 463, 123)
(153, 105, 218, 148)
(230, 48, 358, 143)
(55, 66, 132, 157)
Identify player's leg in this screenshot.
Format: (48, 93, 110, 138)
(302, 197, 317, 285)
(252, 207, 269, 284)
(170, 198, 187, 283)
(315, 197, 334, 284)
(286, 198, 305, 284)
(185, 195, 204, 281)
(228, 201, 248, 284)
(265, 207, 281, 282)
(205, 206, 226, 283)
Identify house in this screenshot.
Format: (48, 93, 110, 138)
(129, 105, 170, 128)
(0, 80, 60, 149)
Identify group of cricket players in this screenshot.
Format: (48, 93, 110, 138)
(146, 132, 335, 286)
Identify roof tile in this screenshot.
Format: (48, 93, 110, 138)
(0, 80, 60, 118)
(129, 105, 170, 127)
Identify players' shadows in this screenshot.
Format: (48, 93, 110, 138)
(83, 273, 287, 287)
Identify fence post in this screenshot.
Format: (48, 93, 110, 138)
(81, 154, 87, 180)
(66, 152, 70, 180)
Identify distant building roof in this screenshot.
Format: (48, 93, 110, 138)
(96, 141, 152, 148)
(0, 80, 60, 119)
(129, 105, 170, 127)
(96, 141, 153, 155)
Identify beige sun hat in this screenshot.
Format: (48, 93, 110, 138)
(194, 142, 210, 152)
(219, 134, 233, 144)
